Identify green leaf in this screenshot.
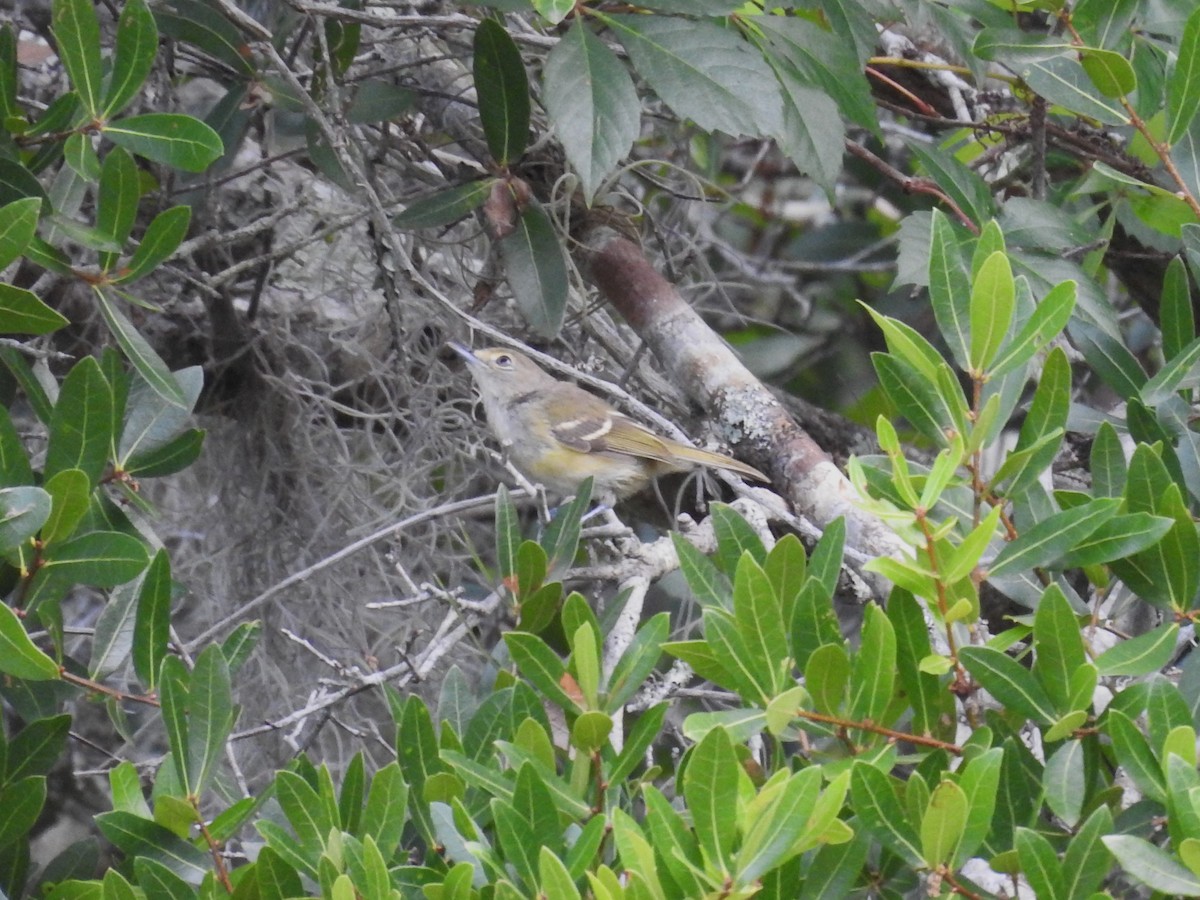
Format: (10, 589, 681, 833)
(94, 291, 187, 408)
(102, 114, 223, 173)
(1091, 421, 1126, 497)
(1103, 834, 1200, 896)
(124, 428, 205, 478)
(394, 180, 494, 230)
(1079, 47, 1136, 97)
(539, 846, 580, 900)
(872, 353, 950, 444)
(889, 589, 954, 741)
(1162, 257, 1196, 363)
(959, 646, 1056, 724)
(987, 498, 1120, 577)
(969, 251, 1015, 374)
(684, 726, 739, 869)
(1095, 623, 1178, 676)
(1168, 6, 1200, 145)
(0, 197, 41, 271)
(737, 767, 823, 883)
(988, 279, 1076, 378)
(0, 285, 67, 337)
(1069, 319, 1146, 398)
(95, 811, 210, 883)
(505, 632, 578, 712)
(1057, 512, 1174, 568)
(733, 553, 787, 697)
(7, 713, 70, 781)
(706, 608, 774, 702)
(254, 847, 303, 900)
(0, 776, 46, 849)
(909, 141, 992, 228)
(606, 13, 781, 138)
(849, 761, 923, 866)
(543, 22, 639, 203)
(672, 531, 731, 609)
(927, 212, 971, 370)
(44, 356, 114, 486)
(1032, 584, 1086, 714)
(848, 602, 896, 728)
(1043, 739, 1085, 826)
(1062, 804, 1114, 898)
(1016, 827, 1066, 900)
(497, 202, 568, 339)
(133, 550, 172, 689)
(41, 468, 91, 544)
(96, 148, 140, 271)
(955, 747, 1003, 866)
(769, 57, 845, 196)
(0, 603, 60, 680)
(361, 761, 408, 859)
(1106, 708, 1167, 803)
(606, 612, 667, 712)
(42, 531, 149, 587)
(473, 18, 530, 165)
(133, 856, 196, 898)
(116, 205, 191, 284)
(0, 485, 48, 550)
(920, 779, 968, 868)
(51, 0, 103, 115)
(153, 0, 256, 76)
(1023, 55, 1128, 124)
(103, 0, 158, 118)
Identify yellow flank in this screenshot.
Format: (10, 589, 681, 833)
(450, 342, 770, 498)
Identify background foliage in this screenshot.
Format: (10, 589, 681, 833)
(4, 0, 1200, 896)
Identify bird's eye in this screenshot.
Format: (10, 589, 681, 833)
(495, 354, 513, 368)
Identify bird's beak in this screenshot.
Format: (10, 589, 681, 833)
(447, 341, 481, 368)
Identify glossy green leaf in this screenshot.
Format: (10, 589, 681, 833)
(1071, 319, 1146, 398)
(969, 251, 1015, 374)
(1096, 623, 1178, 676)
(95, 810, 210, 882)
(0, 603, 60, 680)
(102, 114, 223, 173)
(1103, 834, 1200, 896)
(473, 18, 530, 165)
(124, 428, 205, 478)
(0, 486, 51, 552)
(1079, 47, 1136, 97)
(737, 767, 824, 883)
(848, 602, 895, 728)
(927, 210, 972, 369)
(95, 291, 187, 408)
(988, 279, 1076, 378)
(1015, 826, 1066, 900)
(606, 612, 667, 712)
(1162, 257, 1195, 363)
(153, 0, 255, 76)
(1168, 6, 1200, 144)
(989, 498, 1119, 577)
(539, 847, 580, 900)
(872, 353, 949, 444)
(672, 531, 732, 609)
(959, 646, 1056, 724)
(96, 148, 140, 271)
(920, 779, 967, 868)
(116, 205, 191, 284)
(1043, 739, 1085, 826)
(41, 531, 149, 587)
(132, 856, 197, 896)
(1057, 512, 1173, 568)
(1032, 584, 1086, 714)
(0, 285, 69, 337)
(684, 726, 739, 868)
(44, 356, 114, 486)
(41, 468, 90, 544)
(733, 553, 787, 697)
(849, 761, 923, 866)
(504, 632, 578, 712)
(0, 197, 40, 271)
(1106, 708, 1166, 803)
(132, 550, 171, 689)
(103, 0, 157, 118)
(52, 0, 103, 114)
(7, 714, 70, 782)
(0, 776, 46, 849)
(1062, 804, 1114, 898)
(1091, 421, 1126, 497)
(394, 180, 494, 230)
(497, 202, 568, 339)
(606, 13, 781, 138)
(1023, 55, 1128, 124)
(543, 22, 640, 203)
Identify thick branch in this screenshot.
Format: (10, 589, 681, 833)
(580, 227, 905, 561)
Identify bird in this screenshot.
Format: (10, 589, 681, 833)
(450, 342, 769, 499)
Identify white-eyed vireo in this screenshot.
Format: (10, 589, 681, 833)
(451, 342, 769, 498)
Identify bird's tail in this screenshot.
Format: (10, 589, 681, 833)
(666, 443, 769, 483)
